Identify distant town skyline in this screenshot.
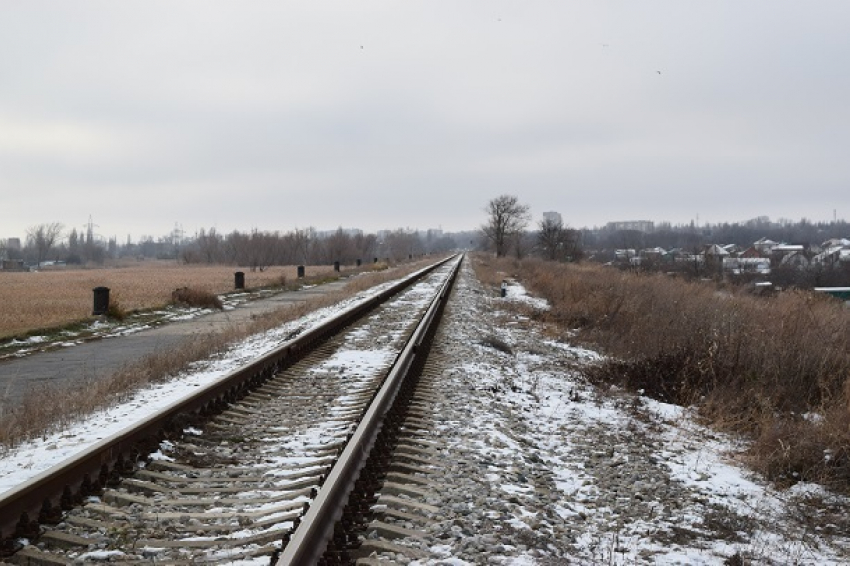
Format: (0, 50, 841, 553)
(5, 211, 848, 250)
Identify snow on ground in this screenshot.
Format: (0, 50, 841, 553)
(390, 271, 850, 565)
(502, 279, 550, 312)
(0, 266, 436, 496)
(4, 262, 850, 565)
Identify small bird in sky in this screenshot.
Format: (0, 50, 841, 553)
(657, 70, 662, 74)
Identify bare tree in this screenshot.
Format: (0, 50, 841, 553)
(353, 232, 377, 263)
(482, 195, 530, 257)
(293, 228, 315, 265)
(26, 222, 64, 267)
(382, 229, 422, 261)
(196, 227, 224, 263)
(322, 228, 355, 265)
(537, 217, 582, 261)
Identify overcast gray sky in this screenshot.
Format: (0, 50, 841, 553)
(2, 1, 849, 242)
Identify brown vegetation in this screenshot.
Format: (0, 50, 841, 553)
(0, 261, 335, 340)
(0, 258, 437, 451)
(171, 287, 224, 310)
(472, 254, 850, 491)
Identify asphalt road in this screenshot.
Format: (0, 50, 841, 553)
(0, 280, 351, 407)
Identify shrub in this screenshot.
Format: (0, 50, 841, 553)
(171, 287, 223, 310)
(106, 296, 127, 321)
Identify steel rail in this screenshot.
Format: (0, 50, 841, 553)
(0, 255, 457, 547)
(276, 255, 462, 565)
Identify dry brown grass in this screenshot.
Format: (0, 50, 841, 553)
(0, 261, 336, 340)
(471, 253, 850, 491)
(171, 287, 224, 310)
(0, 258, 440, 451)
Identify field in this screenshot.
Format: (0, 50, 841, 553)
(0, 261, 336, 340)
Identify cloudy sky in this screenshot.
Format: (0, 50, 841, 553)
(2, 1, 849, 242)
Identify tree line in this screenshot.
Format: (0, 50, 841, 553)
(2, 225, 461, 270)
(480, 194, 849, 264)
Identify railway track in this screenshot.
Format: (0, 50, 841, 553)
(0, 255, 461, 565)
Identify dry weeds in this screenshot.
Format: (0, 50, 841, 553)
(471, 253, 850, 491)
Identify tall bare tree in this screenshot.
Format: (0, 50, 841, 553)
(26, 222, 64, 267)
(537, 217, 582, 261)
(382, 229, 422, 261)
(482, 195, 530, 257)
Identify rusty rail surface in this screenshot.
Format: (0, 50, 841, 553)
(0, 255, 457, 549)
(276, 254, 461, 565)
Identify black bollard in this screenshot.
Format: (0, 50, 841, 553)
(234, 272, 245, 289)
(92, 287, 110, 315)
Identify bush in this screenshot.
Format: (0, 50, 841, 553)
(171, 287, 223, 310)
(106, 295, 127, 321)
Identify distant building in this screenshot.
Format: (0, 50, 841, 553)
(703, 244, 731, 258)
(1, 259, 26, 271)
(542, 211, 562, 225)
(753, 237, 778, 255)
(6, 237, 21, 250)
(607, 220, 654, 233)
(316, 228, 363, 238)
(723, 257, 771, 275)
(420, 229, 443, 239)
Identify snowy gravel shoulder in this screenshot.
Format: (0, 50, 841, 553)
(375, 260, 850, 565)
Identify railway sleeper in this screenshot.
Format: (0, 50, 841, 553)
(41, 531, 104, 551)
(371, 506, 432, 527)
(136, 466, 328, 484)
(9, 545, 77, 566)
(134, 525, 291, 549)
(133, 509, 301, 535)
(373, 494, 439, 515)
(383, 471, 442, 490)
(387, 461, 439, 476)
(135, 500, 306, 521)
(378, 481, 429, 500)
(103, 486, 314, 508)
(363, 520, 425, 541)
(350, 538, 428, 562)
